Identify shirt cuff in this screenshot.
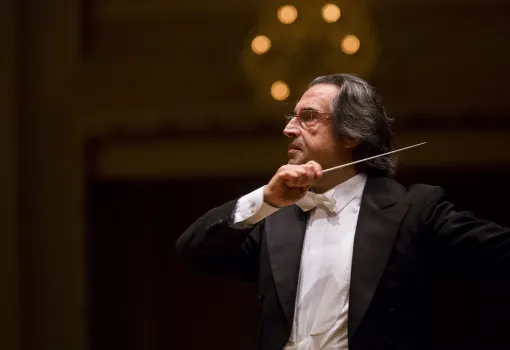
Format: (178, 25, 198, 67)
(233, 186, 280, 226)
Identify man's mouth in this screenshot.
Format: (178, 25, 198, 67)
(288, 144, 301, 151)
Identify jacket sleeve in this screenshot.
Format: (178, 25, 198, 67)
(175, 199, 263, 279)
(420, 186, 510, 274)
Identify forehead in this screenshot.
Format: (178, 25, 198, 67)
(295, 83, 341, 112)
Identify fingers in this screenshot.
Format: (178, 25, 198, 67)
(264, 161, 323, 207)
(279, 163, 321, 188)
(305, 161, 323, 178)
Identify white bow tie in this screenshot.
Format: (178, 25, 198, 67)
(296, 191, 337, 213)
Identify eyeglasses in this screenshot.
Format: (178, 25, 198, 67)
(284, 109, 330, 126)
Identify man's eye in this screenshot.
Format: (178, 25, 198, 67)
(303, 111, 317, 121)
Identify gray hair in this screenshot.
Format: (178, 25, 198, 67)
(309, 73, 398, 177)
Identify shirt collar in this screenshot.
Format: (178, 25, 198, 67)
(325, 172, 367, 214)
(296, 173, 367, 214)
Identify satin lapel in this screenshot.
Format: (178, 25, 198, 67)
(348, 177, 409, 342)
(265, 205, 309, 330)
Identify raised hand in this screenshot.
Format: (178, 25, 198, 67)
(263, 161, 322, 208)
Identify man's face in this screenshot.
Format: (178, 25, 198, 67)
(284, 83, 347, 168)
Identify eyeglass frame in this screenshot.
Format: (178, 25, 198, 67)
(284, 108, 331, 127)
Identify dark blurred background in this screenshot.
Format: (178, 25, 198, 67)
(2, 0, 510, 349)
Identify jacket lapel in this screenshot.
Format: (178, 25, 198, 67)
(348, 176, 409, 342)
(265, 205, 309, 330)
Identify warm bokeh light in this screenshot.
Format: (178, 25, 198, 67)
(271, 81, 290, 101)
(251, 35, 271, 55)
(322, 4, 341, 23)
(341, 35, 360, 54)
(277, 5, 298, 24)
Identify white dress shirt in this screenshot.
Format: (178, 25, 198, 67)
(233, 173, 368, 350)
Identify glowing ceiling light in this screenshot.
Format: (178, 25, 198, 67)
(251, 35, 271, 55)
(277, 5, 298, 24)
(341, 35, 360, 54)
(271, 81, 290, 101)
(322, 4, 341, 23)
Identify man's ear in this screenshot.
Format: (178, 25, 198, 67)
(344, 137, 360, 149)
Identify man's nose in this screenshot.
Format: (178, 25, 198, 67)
(283, 117, 301, 139)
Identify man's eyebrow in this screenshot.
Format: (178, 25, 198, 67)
(295, 107, 320, 113)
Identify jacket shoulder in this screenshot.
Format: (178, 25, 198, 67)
(379, 177, 446, 206)
(404, 183, 446, 205)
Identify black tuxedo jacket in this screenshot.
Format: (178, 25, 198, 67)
(176, 176, 510, 350)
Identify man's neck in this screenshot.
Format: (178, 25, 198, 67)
(312, 166, 358, 194)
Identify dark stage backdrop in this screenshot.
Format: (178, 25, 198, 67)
(86, 167, 510, 350)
